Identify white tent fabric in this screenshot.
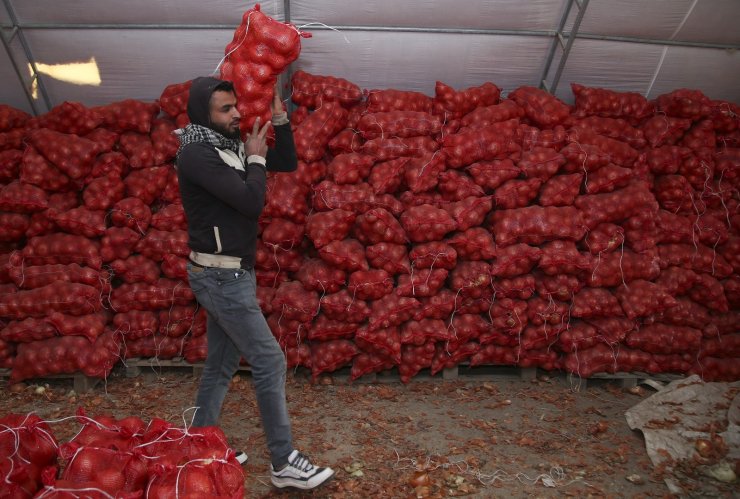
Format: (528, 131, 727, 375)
(2, 0, 739, 115)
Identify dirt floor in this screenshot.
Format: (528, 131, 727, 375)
(0, 365, 732, 498)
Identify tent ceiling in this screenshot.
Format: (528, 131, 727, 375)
(2, 0, 738, 115)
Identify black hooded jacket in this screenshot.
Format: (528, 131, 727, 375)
(176, 76, 297, 268)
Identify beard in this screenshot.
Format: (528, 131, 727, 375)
(212, 122, 241, 140)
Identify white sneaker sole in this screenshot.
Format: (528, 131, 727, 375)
(271, 468, 335, 490)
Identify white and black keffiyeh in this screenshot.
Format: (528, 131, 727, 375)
(175, 123, 241, 157)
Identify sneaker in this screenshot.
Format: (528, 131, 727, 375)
(235, 451, 248, 465)
(270, 450, 334, 490)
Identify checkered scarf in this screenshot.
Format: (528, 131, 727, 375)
(176, 123, 241, 157)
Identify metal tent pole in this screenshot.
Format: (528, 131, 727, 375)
(2, 0, 52, 114)
(1, 25, 40, 114)
(283, 0, 296, 114)
(540, 0, 590, 94)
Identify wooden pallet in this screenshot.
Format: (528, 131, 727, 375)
(297, 364, 540, 384)
(123, 357, 252, 378)
(0, 368, 101, 393)
(566, 371, 684, 391)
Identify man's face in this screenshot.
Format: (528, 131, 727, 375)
(209, 90, 241, 139)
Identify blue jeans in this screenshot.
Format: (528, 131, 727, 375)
(186, 263, 293, 467)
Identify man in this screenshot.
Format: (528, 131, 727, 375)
(176, 76, 334, 490)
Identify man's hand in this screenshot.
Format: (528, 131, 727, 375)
(271, 82, 285, 117)
(245, 117, 270, 158)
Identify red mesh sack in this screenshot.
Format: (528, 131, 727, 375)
(220, 5, 307, 134)
(0, 149, 23, 182)
(94, 99, 159, 134)
(490, 206, 585, 247)
(134, 229, 189, 261)
(319, 289, 370, 323)
(254, 241, 303, 273)
(159, 305, 197, 338)
(367, 293, 419, 330)
(653, 175, 694, 213)
(285, 343, 311, 369)
(641, 115, 692, 148)
(146, 459, 244, 497)
(396, 268, 448, 297)
(403, 150, 446, 194)
(0, 181, 48, 213)
(557, 321, 605, 352)
(518, 147, 565, 182)
(119, 131, 155, 169)
(571, 83, 653, 122)
(465, 158, 520, 192)
(575, 181, 658, 229)
(535, 273, 582, 301)
(351, 351, 396, 381)
(150, 203, 188, 232)
(626, 323, 701, 355)
(0, 317, 56, 343)
(305, 209, 356, 249)
(442, 119, 520, 168)
(692, 357, 740, 382)
(161, 252, 188, 279)
(586, 249, 661, 287)
(447, 227, 496, 261)
(689, 273, 730, 312)
(294, 101, 348, 162)
(83, 174, 125, 210)
(520, 124, 568, 151)
(700, 334, 740, 359)
(310, 339, 358, 380)
(567, 128, 639, 167)
(85, 127, 120, 154)
(571, 116, 646, 149)
(470, 344, 518, 365)
(9, 262, 109, 292)
(294, 258, 346, 293)
(0, 128, 26, 153)
(150, 119, 180, 165)
(493, 178, 542, 209)
(368, 157, 408, 195)
(645, 145, 692, 175)
(509, 86, 569, 128)
(293, 159, 328, 187)
(399, 341, 437, 383)
(0, 413, 58, 497)
(658, 243, 733, 278)
(413, 288, 458, 321)
(571, 288, 624, 318)
(109, 278, 194, 312)
(89, 151, 129, 180)
(355, 326, 401, 364)
(400, 204, 457, 242)
(22, 234, 101, 269)
(615, 280, 678, 319)
(401, 319, 451, 346)
(263, 175, 309, 223)
(101, 227, 142, 262)
(583, 163, 632, 194)
(124, 165, 169, 205)
(560, 142, 611, 173)
(354, 207, 406, 245)
(159, 80, 191, 117)
(328, 128, 363, 155)
(365, 242, 410, 275)
(318, 238, 368, 272)
(273, 281, 319, 323)
(655, 266, 699, 296)
(291, 70, 362, 108)
(58, 445, 148, 494)
(449, 261, 491, 298)
(0, 212, 29, 241)
(535, 240, 591, 275)
(459, 100, 525, 129)
(111, 197, 152, 233)
(361, 135, 438, 162)
(308, 315, 358, 341)
(366, 89, 432, 113)
(358, 111, 442, 139)
(347, 269, 393, 300)
(491, 274, 534, 300)
(584, 223, 624, 254)
(0, 104, 30, 131)
(655, 88, 712, 120)
(312, 180, 372, 212)
(27, 128, 100, 180)
(114, 310, 159, 340)
(433, 81, 500, 119)
(111, 255, 161, 285)
(20, 146, 75, 192)
(50, 207, 106, 238)
(327, 152, 375, 184)
(490, 243, 541, 277)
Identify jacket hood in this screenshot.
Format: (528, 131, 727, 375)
(186, 76, 234, 128)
